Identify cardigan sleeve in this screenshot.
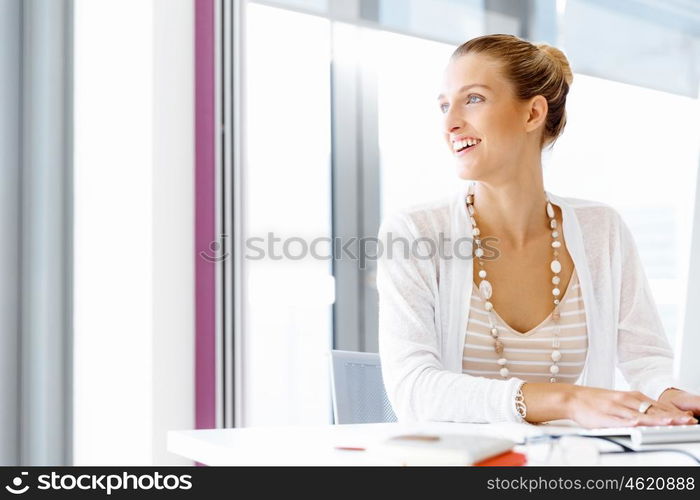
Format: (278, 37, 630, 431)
(376, 211, 526, 423)
(615, 213, 695, 400)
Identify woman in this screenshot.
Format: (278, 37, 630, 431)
(376, 34, 700, 428)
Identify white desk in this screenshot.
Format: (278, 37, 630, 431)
(167, 421, 700, 466)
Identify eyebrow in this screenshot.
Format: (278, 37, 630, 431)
(437, 84, 492, 100)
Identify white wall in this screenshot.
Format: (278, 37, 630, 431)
(73, 0, 194, 465)
(679, 147, 700, 393)
(153, 0, 195, 465)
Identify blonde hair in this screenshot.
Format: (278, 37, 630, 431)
(451, 34, 573, 149)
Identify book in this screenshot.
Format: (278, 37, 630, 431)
(364, 433, 518, 466)
(474, 450, 527, 466)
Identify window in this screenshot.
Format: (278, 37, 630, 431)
(242, 3, 333, 426)
(545, 74, 700, 352)
(374, 29, 457, 217)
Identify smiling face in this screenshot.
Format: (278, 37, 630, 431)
(437, 52, 547, 180)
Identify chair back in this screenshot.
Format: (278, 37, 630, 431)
(329, 349, 397, 424)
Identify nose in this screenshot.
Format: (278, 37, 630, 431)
(444, 108, 465, 136)
(446, 124, 465, 143)
(448, 124, 463, 136)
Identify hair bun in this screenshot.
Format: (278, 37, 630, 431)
(535, 43, 573, 87)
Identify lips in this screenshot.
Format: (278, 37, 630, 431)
(455, 141, 480, 156)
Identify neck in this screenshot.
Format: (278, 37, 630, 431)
(471, 178, 549, 250)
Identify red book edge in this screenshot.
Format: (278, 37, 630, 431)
(474, 450, 527, 466)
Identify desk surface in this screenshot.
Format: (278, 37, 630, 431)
(167, 421, 700, 466)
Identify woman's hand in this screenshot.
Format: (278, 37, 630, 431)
(565, 386, 698, 429)
(658, 388, 700, 417)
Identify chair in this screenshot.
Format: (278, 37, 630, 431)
(329, 349, 397, 424)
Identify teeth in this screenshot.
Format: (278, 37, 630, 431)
(453, 138, 480, 152)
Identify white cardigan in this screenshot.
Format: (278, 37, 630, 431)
(376, 187, 693, 423)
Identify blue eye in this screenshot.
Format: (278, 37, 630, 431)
(439, 94, 483, 113)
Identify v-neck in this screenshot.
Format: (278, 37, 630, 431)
(473, 268, 578, 336)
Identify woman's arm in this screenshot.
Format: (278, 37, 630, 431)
(376, 211, 525, 423)
(518, 382, 572, 422)
(521, 383, 696, 427)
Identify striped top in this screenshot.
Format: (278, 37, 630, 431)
(462, 268, 588, 383)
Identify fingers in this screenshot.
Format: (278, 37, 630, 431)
(604, 400, 664, 426)
(647, 401, 697, 424)
(662, 393, 700, 415)
(618, 408, 672, 427)
(603, 414, 637, 429)
(576, 388, 700, 429)
(616, 391, 697, 426)
(605, 392, 661, 424)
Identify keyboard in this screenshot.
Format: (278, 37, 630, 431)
(580, 424, 700, 448)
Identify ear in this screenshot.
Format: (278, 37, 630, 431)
(524, 95, 548, 134)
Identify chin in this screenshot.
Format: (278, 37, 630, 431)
(454, 162, 479, 181)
